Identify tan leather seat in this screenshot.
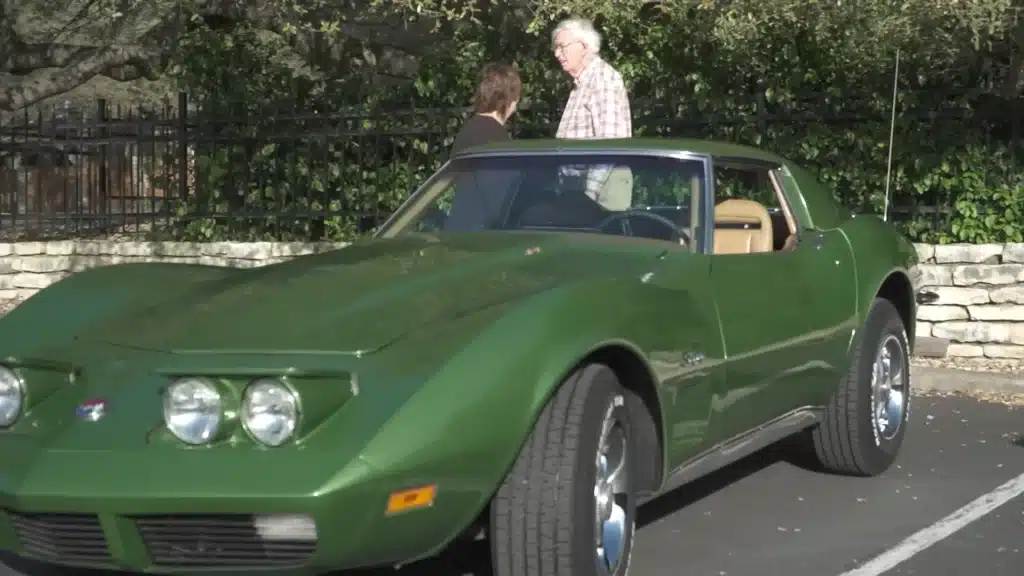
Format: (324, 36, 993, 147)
(713, 198, 774, 254)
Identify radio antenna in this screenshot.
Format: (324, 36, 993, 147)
(882, 47, 901, 222)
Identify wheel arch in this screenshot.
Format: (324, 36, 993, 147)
(872, 270, 916, 352)
(572, 343, 666, 498)
(468, 339, 667, 536)
(362, 287, 672, 561)
(400, 338, 668, 557)
(840, 213, 920, 354)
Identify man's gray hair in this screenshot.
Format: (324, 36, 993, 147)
(551, 17, 602, 53)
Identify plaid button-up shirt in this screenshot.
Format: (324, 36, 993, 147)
(556, 56, 633, 209)
(556, 56, 632, 140)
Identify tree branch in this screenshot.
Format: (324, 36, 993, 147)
(0, 45, 158, 111)
(2, 42, 98, 71)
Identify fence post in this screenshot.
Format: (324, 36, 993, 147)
(177, 92, 188, 201)
(97, 98, 108, 223)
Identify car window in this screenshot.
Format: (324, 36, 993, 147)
(715, 164, 779, 208)
(379, 153, 707, 248)
(710, 161, 800, 254)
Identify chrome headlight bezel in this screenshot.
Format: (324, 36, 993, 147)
(163, 376, 223, 445)
(0, 364, 24, 428)
(241, 378, 300, 447)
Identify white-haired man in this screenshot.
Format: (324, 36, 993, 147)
(551, 17, 634, 211)
(552, 17, 632, 140)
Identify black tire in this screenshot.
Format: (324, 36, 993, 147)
(811, 297, 911, 476)
(490, 363, 637, 576)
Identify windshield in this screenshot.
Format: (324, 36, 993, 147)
(376, 153, 707, 248)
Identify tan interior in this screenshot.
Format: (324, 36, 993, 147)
(712, 198, 774, 254)
(711, 168, 804, 254)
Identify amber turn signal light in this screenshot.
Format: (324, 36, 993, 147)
(386, 484, 437, 515)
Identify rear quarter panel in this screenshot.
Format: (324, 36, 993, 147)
(840, 213, 920, 343)
(782, 160, 919, 347)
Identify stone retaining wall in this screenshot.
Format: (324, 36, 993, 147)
(0, 241, 347, 301)
(1, 240, 1023, 359)
(915, 243, 1024, 359)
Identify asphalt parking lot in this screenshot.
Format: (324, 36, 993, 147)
(626, 391, 1024, 576)
(1, 368, 1021, 576)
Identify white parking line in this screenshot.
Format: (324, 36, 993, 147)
(837, 471, 1024, 576)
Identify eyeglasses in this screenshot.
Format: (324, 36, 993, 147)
(553, 40, 582, 54)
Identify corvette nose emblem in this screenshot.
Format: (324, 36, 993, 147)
(76, 398, 108, 422)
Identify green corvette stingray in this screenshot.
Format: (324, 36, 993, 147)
(0, 138, 925, 576)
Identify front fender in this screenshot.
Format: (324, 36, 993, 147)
(353, 278, 661, 563)
(0, 262, 242, 358)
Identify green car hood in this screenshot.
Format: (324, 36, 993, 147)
(78, 233, 582, 355)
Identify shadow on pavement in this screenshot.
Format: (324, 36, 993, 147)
(637, 437, 813, 529)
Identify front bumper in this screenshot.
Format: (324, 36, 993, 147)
(0, 438, 485, 574)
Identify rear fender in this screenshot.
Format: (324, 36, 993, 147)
(840, 215, 920, 344)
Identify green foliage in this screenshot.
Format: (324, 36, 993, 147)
(157, 16, 458, 242)
(159, 1, 1024, 244)
(915, 145, 1024, 244)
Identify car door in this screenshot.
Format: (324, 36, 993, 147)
(604, 152, 727, 469)
(704, 160, 857, 444)
(773, 166, 859, 406)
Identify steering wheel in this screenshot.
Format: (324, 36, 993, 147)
(597, 210, 689, 245)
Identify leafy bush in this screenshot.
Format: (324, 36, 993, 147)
(162, 2, 1023, 244)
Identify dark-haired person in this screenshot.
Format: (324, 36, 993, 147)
(441, 63, 524, 233)
(450, 62, 522, 156)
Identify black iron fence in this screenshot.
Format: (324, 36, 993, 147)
(0, 91, 1019, 243)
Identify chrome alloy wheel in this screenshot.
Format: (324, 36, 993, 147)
(871, 333, 907, 444)
(594, 402, 629, 575)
